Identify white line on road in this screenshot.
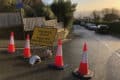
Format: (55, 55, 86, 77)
(95, 36, 111, 50)
(101, 41, 111, 51)
(95, 36, 120, 58)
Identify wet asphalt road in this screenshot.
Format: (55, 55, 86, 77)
(0, 26, 120, 80)
(70, 25, 120, 80)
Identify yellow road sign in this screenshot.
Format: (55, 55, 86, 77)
(31, 27, 57, 46)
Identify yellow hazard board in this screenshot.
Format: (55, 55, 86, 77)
(31, 27, 57, 46)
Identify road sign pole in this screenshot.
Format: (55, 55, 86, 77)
(20, 8, 26, 40)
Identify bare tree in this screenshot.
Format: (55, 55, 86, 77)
(101, 8, 111, 15)
(91, 10, 100, 22)
(102, 8, 120, 22)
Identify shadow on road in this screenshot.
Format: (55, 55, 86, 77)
(3, 66, 49, 80)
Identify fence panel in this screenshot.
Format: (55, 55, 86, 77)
(0, 12, 22, 28)
(23, 17, 45, 31)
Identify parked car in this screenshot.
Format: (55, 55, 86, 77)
(80, 21, 86, 26)
(95, 24, 109, 33)
(72, 25, 81, 35)
(87, 24, 97, 30)
(85, 23, 92, 28)
(85, 23, 97, 30)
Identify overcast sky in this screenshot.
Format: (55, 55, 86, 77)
(74, 0, 120, 11)
(42, 0, 120, 10)
(41, 0, 120, 17)
(72, 0, 120, 17)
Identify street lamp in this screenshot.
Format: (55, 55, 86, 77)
(41, 0, 54, 6)
(41, 0, 54, 20)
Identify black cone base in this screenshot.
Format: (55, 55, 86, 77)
(48, 63, 64, 70)
(72, 68, 94, 80)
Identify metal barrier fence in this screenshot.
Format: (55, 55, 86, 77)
(23, 17, 46, 31)
(0, 12, 22, 27)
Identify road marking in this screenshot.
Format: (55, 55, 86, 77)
(95, 36, 120, 58)
(96, 37, 113, 52)
(101, 41, 111, 50)
(95, 36, 111, 50)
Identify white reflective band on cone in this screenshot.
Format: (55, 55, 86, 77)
(56, 45, 63, 56)
(25, 40, 30, 48)
(81, 52, 88, 63)
(10, 36, 14, 44)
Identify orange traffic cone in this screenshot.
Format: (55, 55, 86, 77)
(72, 42, 94, 79)
(23, 34, 31, 59)
(8, 32, 15, 54)
(48, 39, 64, 70)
